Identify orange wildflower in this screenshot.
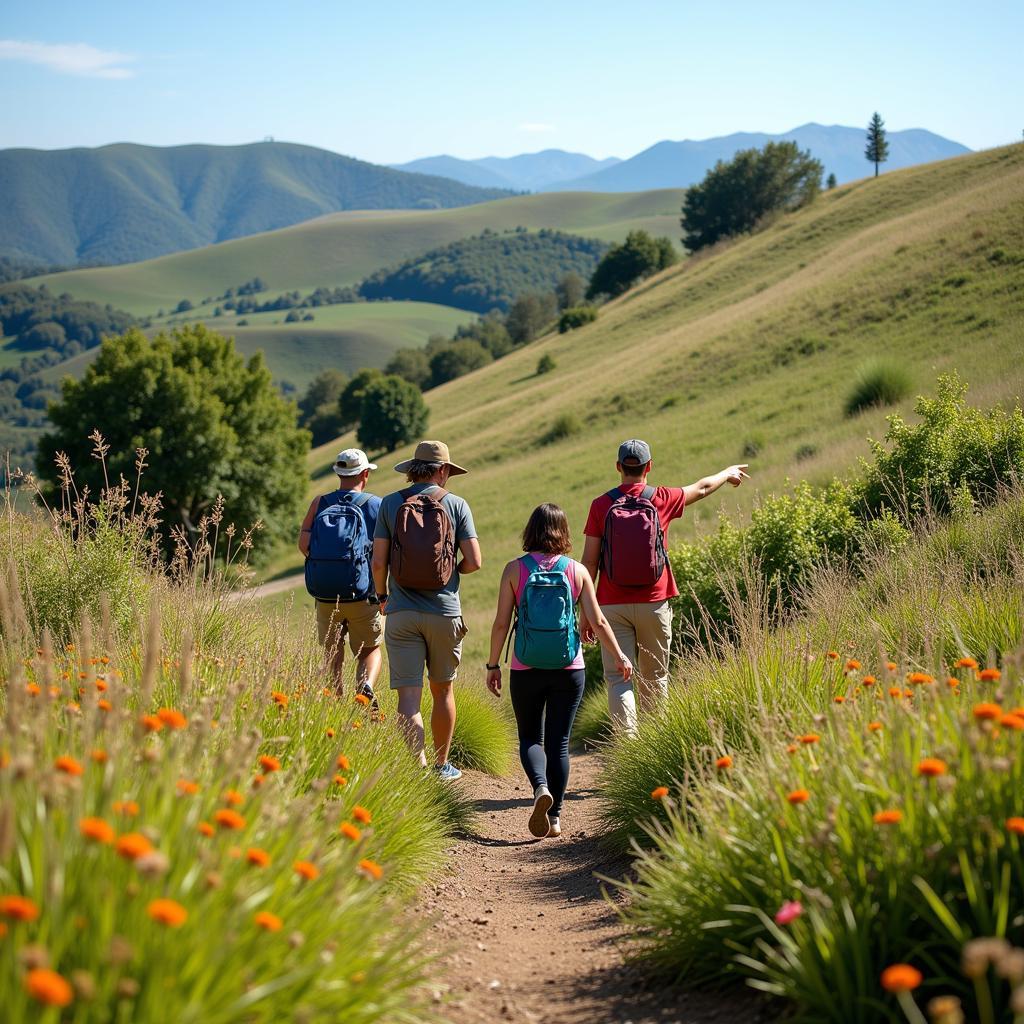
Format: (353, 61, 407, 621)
(833, 696, 846, 704)
(141, 714, 163, 733)
(946, 678, 960, 688)
(294, 860, 320, 881)
(156, 707, 187, 729)
(886, 661, 898, 672)
(333, 775, 348, 787)
(246, 847, 271, 867)
(25, 682, 41, 696)
(336, 754, 351, 771)
(1006, 817, 1024, 836)
(340, 822, 362, 841)
(254, 910, 283, 931)
(955, 657, 978, 670)
(325, 728, 335, 738)
(888, 687, 902, 698)
(197, 822, 215, 837)
(223, 789, 244, 807)
(258, 755, 281, 773)
(148, 898, 188, 927)
(113, 800, 139, 817)
(176, 779, 199, 795)
(358, 858, 383, 881)
(973, 703, 1002, 721)
(873, 809, 902, 825)
(862, 675, 876, 686)
(95, 679, 107, 692)
(786, 743, 798, 754)
(1000, 714, 1024, 731)
(907, 672, 934, 686)
(252, 774, 266, 789)
(917, 758, 948, 778)
(90, 749, 108, 762)
(24, 968, 73, 1007)
(352, 806, 372, 824)
(651, 786, 670, 800)
(715, 755, 733, 770)
(979, 668, 1001, 682)
(826, 651, 839, 660)
(880, 964, 922, 993)
(786, 789, 810, 805)
(0, 894, 40, 921)
(115, 833, 153, 860)
(799, 734, 820, 745)
(97, 699, 112, 712)
(79, 817, 115, 844)
(354, 693, 371, 706)
(55, 755, 83, 776)
(214, 809, 245, 830)
(845, 659, 861, 671)
(867, 721, 883, 732)
(271, 691, 289, 708)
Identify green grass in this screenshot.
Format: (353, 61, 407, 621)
(29, 190, 687, 316)
(844, 358, 914, 416)
(260, 144, 1024, 672)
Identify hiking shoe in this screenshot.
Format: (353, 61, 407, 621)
(357, 682, 379, 714)
(434, 762, 462, 782)
(547, 815, 562, 838)
(529, 785, 553, 838)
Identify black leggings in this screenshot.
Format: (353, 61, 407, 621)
(509, 668, 586, 817)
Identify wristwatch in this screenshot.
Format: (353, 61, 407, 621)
(485, 663, 500, 671)
(374, 592, 388, 604)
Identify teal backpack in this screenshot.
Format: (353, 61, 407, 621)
(512, 555, 580, 669)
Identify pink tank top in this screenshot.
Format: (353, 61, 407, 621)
(510, 553, 585, 671)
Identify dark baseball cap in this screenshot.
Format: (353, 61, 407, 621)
(617, 438, 652, 466)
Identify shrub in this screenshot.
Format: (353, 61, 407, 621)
(844, 358, 912, 416)
(558, 305, 598, 333)
(447, 684, 515, 774)
(794, 443, 818, 462)
(539, 414, 582, 446)
(572, 687, 612, 747)
(536, 354, 556, 375)
(741, 435, 763, 458)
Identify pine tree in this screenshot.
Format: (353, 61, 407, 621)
(865, 112, 890, 177)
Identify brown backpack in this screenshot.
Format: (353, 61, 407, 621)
(389, 487, 456, 590)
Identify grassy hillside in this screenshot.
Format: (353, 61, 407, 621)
(29, 190, 686, 316)
(0, 141, 512, 266)
(264, 145, 1024, 662)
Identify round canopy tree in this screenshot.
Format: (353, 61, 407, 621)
(38, 325, 309, 559)
(357, 374, 429, 454)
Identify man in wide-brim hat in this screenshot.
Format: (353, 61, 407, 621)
(372, 441, 481, 780)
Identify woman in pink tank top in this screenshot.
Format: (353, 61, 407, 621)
(486, 504, 632, 839)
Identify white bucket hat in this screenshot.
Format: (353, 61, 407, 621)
(333, 448, 378, 476)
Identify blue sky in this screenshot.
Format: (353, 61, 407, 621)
(1, 1, 1020, 163)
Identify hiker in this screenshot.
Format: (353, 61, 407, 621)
(486, 503, 633, 839)
(582, 439, 749, 734)
(299, 448, 383, 702)
(371, 441, 481, 780)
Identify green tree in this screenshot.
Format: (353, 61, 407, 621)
(536, 353, 556, 375)
(385, 347, 432, 389)
(654, 236, 678, 270)
(37, 325, 308, 557)
(338, 368, 384, 430)
(586, 230, 663, 300)
(505, 292, 558, 344)
(555, 271, 585, 311)
(865, 112, 890, 177)
(357, 375, 429, 454)
(297, 368, 348, 446)
(826, 172, 838, 189)
(456, 312, 513, 358)
(680, 141, 823, 251)
(429, 339, 492, 387)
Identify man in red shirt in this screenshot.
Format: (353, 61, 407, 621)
(582, 439, 749, 734)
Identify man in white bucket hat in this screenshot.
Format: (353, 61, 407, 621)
(299, 448, 383, 703)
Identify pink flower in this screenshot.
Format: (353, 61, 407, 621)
(774, 900, 803, 926)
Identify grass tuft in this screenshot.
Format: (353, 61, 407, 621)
(844, 358, 913, 416)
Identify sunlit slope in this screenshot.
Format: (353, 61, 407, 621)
(275, 146, 1024, 657)
(29, 190, 686, 315)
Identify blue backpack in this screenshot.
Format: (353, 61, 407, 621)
(304, 491, 374, 602)
(512, 555, 580, 670)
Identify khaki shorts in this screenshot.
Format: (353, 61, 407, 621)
(385, 610, 468, 689)
(316, 599, 383, 659)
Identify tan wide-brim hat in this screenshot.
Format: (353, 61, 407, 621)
(393, 440, 468, 476)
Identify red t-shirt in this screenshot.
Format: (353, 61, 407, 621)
(583, 483, 687, 605)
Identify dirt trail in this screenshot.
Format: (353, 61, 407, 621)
(418, 752, 770, 1024)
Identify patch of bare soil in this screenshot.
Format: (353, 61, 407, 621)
(417, 752, 775, 1024)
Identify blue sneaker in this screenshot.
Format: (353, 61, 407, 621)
(434, 761, 462, 781)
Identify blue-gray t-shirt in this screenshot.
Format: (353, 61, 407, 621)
(374, 483, 477, 616)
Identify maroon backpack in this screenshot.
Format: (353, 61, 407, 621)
(600, 486, 667, 587)
(389, 487, 456, 591)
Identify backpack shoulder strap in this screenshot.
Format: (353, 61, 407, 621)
(348, 491, 371, 508)
(521, 553, 541, 574)
(641, 485, 656, 501)
(431, 487, 450, 502)
(399, 487, 416, 502)
(605, 487, 624, 501)
(553, 555, 570, 574)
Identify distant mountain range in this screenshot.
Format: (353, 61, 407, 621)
(400, 125, 970, 194)
(0, 142, 513, 267)
(390, 149, 621, 191)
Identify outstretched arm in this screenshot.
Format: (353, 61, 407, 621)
(486, 562, 518, 696)
(683, 464, 750, 506)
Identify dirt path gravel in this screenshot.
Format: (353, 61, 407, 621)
(419, 752, 772, 1024)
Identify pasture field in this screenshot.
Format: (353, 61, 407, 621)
(261, 145, 1024, 669)
(27, 190, 687, 316)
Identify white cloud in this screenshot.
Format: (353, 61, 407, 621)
(518, 122, 555, 133)
(0, 39, 135, 79)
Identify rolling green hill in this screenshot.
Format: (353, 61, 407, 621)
(263, 146, 1024, 662)
(0, 141, 512, 267)
(29, 190, 687, 316)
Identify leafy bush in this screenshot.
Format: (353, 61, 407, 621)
(536, 354, 556, 375)
(844, 358, 913, 416)
(558, 306, 598, 333)
(539, 414, 582, 447)
(586, 230, 676, 300)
